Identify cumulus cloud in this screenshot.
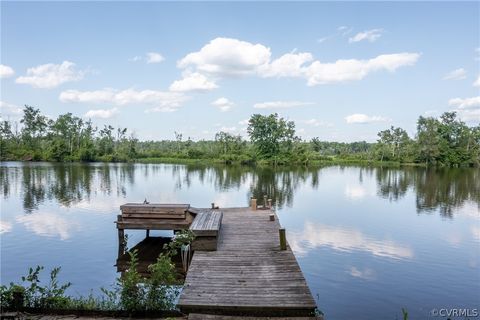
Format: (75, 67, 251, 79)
(211, 97, 234, 112)
(0, 64, 15, 78)
(146, 52, 165, 64)
(345, 113, 390, 124)
(349, 29, 384, 43)
(449, 96, 480, 122)
(304, 53, 420, 86)
(260, 52, 313, 78)
(443, 68, 467, 80)
(304, 118, 334, 127)
(455, 109, 480, 122)
(178, 37, 271, 77)
(84, 107, 119, 119)
(473, 75, 480, 87)
(130, 52, 165, 64)
(177, 37, 419, 86)
(169, 72, 218, 92)
(338, 26, 353, 36)
(16, 61, 84, 89)
(253, 101, 314, 109)
(60, 88, 188, 112)
(0, 101, 23, 118)
(448, 96, 480, 109)
(219, 126, 237, 133)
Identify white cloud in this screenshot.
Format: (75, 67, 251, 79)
(178, 37, 271, 77)
(0, 101, 23, 117)
(473, 75, 480, 87)
(16, 61, 84, 88)
(211, 97, 234, 112)
(60, 88, 188, 112)
(253, 101, 314, 109)
(130, 52, 165, 64)
(304, 118, 333, 127)
(146, 52, 165, 64)
(84, 107, 119, 119)
(238, 119, 249, 126)
(305, 53, 420, 86)
(448, 96, 480, 123)
(169, 72, 218, 92)
(443, 68, 467, 80)
(345, 113, 390, 124)
(129, 56, 142, 62)
(448, 96, 480, 109)
(317, 36, 331, 44)
(177, 37, 419, 87)
(0, 64, 15, 78)
(338, 26, 353, 36)
(144, 106, 178, 113)
(455, 109, 480, 122)
(260, 52, 313, 78)
(349, 29, 384, 43)
(219, 126, 237, 132)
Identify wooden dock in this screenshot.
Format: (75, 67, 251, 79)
(177, 207, 317, 317)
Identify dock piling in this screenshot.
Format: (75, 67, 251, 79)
(250, 198, 257, 211)
(279, 227, 287, 250)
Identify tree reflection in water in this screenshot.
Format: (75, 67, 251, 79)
(373, 167, 480, 217)
(1, 162, 478, 217)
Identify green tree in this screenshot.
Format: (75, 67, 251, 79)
(247, 113, 296, 162)
(20, 106, 48, 153)
(416, 116, 441, 165)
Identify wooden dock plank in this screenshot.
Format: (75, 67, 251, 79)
(178, 207, 316, 317)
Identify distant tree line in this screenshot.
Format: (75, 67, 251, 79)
(1, 106, 479, 166)
(0, 106, 137, 162)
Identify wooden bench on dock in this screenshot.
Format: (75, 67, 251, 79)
(116, 203, 193, 257)
(117, 203, 192, 230)
(190, 211, 223, 251)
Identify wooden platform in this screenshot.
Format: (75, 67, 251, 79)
(178, 207, 316, 317)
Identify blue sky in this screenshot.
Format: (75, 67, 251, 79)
(1, 1, 479, 142)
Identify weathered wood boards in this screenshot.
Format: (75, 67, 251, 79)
(178, 208, 316, 317)
(116, 203, 192, 231)
(190, 211, 223, 251)
(120, 203, 189, 219)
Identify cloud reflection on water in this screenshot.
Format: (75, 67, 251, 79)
(288, 222, 413, 260)
(0, 220, 12, 234)
(16, 212, 80, 240)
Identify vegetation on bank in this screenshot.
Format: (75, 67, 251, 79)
(1, 106, 478, 167)
(0, 230, 194, 314)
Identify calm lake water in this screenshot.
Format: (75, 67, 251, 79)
(1, 162, 479, 319)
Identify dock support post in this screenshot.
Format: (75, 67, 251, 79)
(146, 229, 150, 238)
(117, 214, 125, 258)
(268, 199, 272, 209)
(263, 195, 267, 209)
(279, 228, 287, 250)
(251, 198, 257, 211)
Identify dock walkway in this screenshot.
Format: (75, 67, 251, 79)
(178, 207, 317, 317)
